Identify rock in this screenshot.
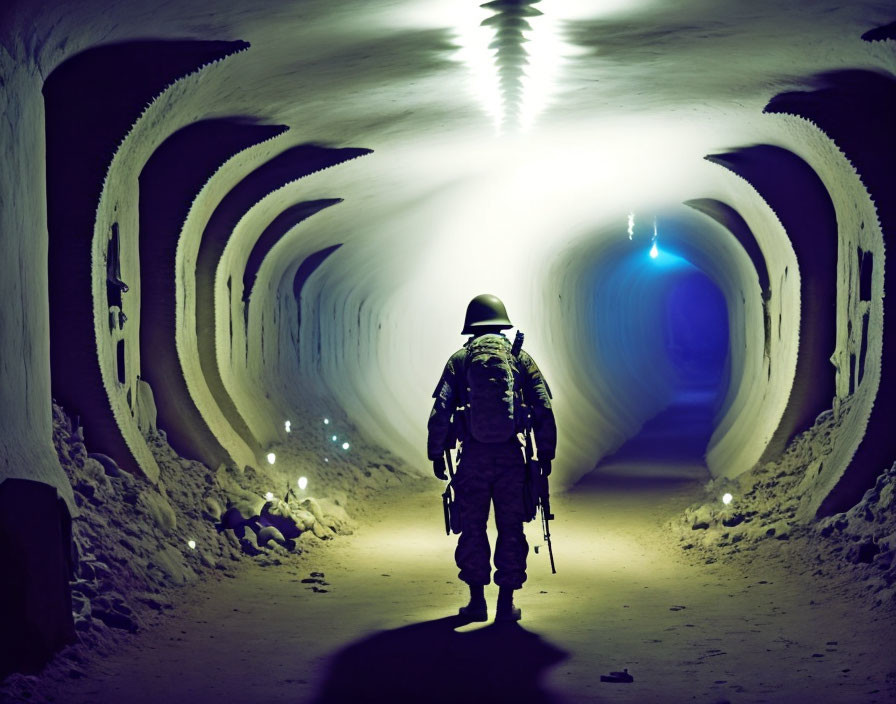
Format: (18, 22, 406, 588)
(134, 378, 158, 433)
(257, 525, 286, 547)
(93, 608, 138, 632)
(690, 505, 713, 531)
(71, 579, 97, 598)
(312, 521, 335, 540)
(88, 452, 121, 478)
(300, 497, 326, 525)
(82, 457, 113, 489)
(874, 549, 894, 569)
(138, 490, 177, 533)
(134, 592, 171, 611)
(317, 498, 355, 534)
(74, 480, 96, 500)
(293, 509, 317, 531)
(203, 497, 223, 522)
(846, 540, 880, 564)
(765, 521, 791, 540)
(268, 540, 294, 555)
(71, 592, 91, 618)
(722, 513, 745, 528)
(150, 546, 196, 585)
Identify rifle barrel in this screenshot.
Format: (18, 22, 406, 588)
(541, 505, 557, 574)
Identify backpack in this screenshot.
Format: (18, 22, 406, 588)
(462, 334, 521, 443)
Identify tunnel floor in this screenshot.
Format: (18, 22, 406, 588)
(578, 387, 719, 487)
(51, 480, 896, 704)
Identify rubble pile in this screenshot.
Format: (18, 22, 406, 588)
(1, 400, 421, 701)
(672, 406, 896, 610)
(675, 409, 840, 551)
(49, 401, 373, 645)
(814, 462, 896, 607)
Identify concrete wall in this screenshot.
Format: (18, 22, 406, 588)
(1, 3, 894, 548)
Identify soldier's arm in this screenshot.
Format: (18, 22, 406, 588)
(520, 350, 557, 461)
(427, 352, 463, 460)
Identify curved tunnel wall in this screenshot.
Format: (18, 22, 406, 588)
(44, 40, 250, 478)
(214, 148, 370, 454)
(1, 14, 894, 541)
(196, 144, 371, 462)
(765, 68, 895, 515)
(706, 145, 839, 462)
(138, 118, 287, 469)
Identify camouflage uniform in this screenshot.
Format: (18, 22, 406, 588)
(428, 335, 556, 589)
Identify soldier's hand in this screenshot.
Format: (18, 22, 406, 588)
(433, 456, 448, 480)
(541, 459, 552, 476)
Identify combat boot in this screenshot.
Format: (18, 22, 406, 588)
(495, 586, 522, 622)
(458, 584, 488, 621)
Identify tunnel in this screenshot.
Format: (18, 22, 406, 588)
(1, 1, 895, 702)
(576, 236, 731, 484)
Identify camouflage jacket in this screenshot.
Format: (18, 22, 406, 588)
(427, 335, 557, 461)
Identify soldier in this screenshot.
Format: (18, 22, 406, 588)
(428, 294, 556, 622)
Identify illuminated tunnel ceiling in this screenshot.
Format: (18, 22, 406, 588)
(3, 0, 895, 519)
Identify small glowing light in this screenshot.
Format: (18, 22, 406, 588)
(331, 435, 337, 442)
(266, 452, 276, 465)
(298, 476, 308, 491)
(187, 540, 196, 550)
(627, 212, 634, 240)
(284, 420, 291, 433)
(649, 241, 659, 259)
(265, 491, 274, 501)
(722, 493, 733, 505)
(323, 418, 330, 425)
(342, 442, 350, 450)
(324, 457, 329, 463)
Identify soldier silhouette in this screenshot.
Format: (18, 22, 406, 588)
(428, 294, 556, 622)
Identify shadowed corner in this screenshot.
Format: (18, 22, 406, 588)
(310, 615, 571, 704)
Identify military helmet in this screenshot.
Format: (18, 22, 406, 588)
(461, 294, 513, 335)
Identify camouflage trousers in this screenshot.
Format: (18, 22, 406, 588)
(454, 439, 528, 589)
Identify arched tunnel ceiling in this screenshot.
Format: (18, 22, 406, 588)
(3, 0, 894, 518)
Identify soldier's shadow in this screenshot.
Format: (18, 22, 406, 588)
(310, 615, 570, 704)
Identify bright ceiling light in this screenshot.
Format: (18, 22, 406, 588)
(453, 0, 567, 133)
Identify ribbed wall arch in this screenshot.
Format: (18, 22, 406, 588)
(44, 39, 249, 480)
(765, 68, 896, 515)
(706, 145, 839, 462)
(138, 118, 286, 469)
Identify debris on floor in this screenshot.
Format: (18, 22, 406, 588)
(671, 405, 896, 611)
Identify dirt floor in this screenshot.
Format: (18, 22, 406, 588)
(25, 474, 894, 704)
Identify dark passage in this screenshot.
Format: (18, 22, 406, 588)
(582, 269, 728, 484)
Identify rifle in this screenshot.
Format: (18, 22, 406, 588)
(441, 446, 461, 535)
(523, 425, 557, 573)
(515, 330, 557, 574)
